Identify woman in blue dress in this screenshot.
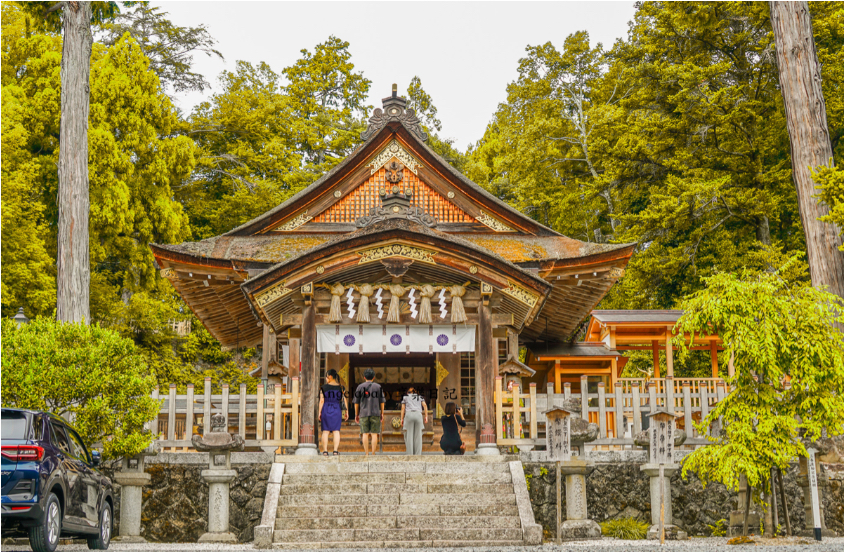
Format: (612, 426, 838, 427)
(318, 369, 347, 455)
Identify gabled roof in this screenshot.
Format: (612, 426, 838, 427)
(223, 118, 560, 237)
(591, 310, 684, 324)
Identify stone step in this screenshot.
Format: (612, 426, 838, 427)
(276, 503, 520, 518)
(279, 482, 514, 496)
(399, 493, 516, 506)
(276, 454, 517, 463)
(405, 472, 512, 484)
(270, 540, 526, 549)
(273, 528, 421, 543)
(272, 527, 523, 544)
(278, 493, 399, 506)
(421, 527, 523, 541)
(273, 515, 520, 531)
(282, 473, 406, 485)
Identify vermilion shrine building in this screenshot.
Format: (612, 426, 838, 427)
(151, 88, 724, 450)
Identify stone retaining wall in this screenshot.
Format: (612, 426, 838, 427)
(523, 460, 843, 539)
(104, 452, 271, 543)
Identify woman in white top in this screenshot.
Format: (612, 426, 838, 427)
(400, 386, 428, 455)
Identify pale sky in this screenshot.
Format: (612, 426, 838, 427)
(154, 1, 636, 150)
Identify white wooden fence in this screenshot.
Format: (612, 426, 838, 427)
(495, 375, 728, 450)
(151, 377, 300, 451)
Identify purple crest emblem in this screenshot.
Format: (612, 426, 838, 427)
(390, 334, 402, 346)
(436, 334, 449, 346)
(343, 334, 356, 347)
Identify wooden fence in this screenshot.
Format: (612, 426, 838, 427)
(152, 377, 300, 451)
(494, 376, 728, 450)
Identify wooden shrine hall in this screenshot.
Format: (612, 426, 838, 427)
(151, 86, 637, 453)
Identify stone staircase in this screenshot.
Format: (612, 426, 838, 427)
(256, 455, 542, 548)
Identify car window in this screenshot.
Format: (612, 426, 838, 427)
(31, 415, 43, 441)
(50, 423, 72, 455)
(67, 429, 90, 464)
(1, 411, 29, 439)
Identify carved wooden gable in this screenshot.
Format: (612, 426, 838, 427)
(313, 165, 474, 224)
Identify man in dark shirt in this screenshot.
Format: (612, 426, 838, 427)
(354, 368, 385, 455)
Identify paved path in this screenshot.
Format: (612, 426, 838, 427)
(2, 536, 843, 551)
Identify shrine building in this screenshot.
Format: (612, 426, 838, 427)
(151, 86, 637, 450)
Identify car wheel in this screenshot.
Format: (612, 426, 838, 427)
(29, 492, 61, 552)
(87, 502, 112, 550)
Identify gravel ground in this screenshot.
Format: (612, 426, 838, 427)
(1, 536, 842, 552)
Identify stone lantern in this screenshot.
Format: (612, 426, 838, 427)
(543, 404, 601, 541)
(640, 408, 687, 540)
(191, 413, 245, 543)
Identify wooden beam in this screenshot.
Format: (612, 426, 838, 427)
(299, 304, 317, 444)
(652, 340, 660, 379)
(476, 302, 496, 446)
(710, 341, 719, 378)
(665, 328, 674, 378)
(278, 313, 514, 327)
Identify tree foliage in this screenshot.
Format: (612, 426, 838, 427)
(676, 259, 844, 495)
(467, 2, 845, 311)
(1, 318, 161, 459)
(99, 3, 224, 93)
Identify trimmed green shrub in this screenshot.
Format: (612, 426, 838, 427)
(600, 518, 650, 540)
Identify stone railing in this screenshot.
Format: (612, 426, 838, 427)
(151, 378, 300, 451)
(496, 376, 728, 450)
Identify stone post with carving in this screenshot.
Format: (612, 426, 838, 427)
(192, 413, 245, 543)
(637, 409, 687, 540)
(544, 402, 601, 540)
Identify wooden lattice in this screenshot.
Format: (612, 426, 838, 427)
(314, 167, 474, 224)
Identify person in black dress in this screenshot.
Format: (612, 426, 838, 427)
(439, 401, 465, 455)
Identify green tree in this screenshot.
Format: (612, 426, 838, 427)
(282, 35, 371, 170)
(1, 318, 161, 459)
(98, 3, 223, 93)
(676, 259, 844, 496)
(405, 76, 468, 171)
(183, 36, 371, 238)
(812, 164, 844, 249)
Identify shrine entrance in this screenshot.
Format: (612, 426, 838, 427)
(347, 353, 436, 411)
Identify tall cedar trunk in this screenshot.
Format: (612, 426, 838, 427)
(770, 2, 845, 301)
(56, 1, 92, 323)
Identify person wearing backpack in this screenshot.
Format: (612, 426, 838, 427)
(353, 368, 385, 455)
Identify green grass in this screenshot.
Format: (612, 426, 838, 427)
(600, 517, 650, 540)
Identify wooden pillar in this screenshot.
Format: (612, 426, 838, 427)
(709, 341, 719, 378)
(727, 350, 735, 378)
(652, 340, 661, 379)
(508, 330, 519, 359)
(299, 303, 317, 443)
(261, 324, 270, 380)
(289, 338, 300, 380)
(554, 360, 562, 394)
(664, 328, 674, 378)
(476, 301, 496, 444)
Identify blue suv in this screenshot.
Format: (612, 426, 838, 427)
(1, 408, 114, 551)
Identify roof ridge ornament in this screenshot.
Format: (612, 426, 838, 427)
(361, 84, 428, 142)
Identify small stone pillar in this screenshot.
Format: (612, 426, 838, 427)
(798, 450, 834, 538)
(112, 448, 157, 543)
(192, 413, 245, 543)
(544, 405, 601, 540)
(640, 409, 687, 540)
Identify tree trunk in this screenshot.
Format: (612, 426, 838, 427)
(56, 1, 93, 323)
(769, 2, 844, 301)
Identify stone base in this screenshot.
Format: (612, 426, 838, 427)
(727, 509, 762, 536)
(475, 443, 501, 456)
(111, 536, 147, 543)
(798, 528, 837, 538)
(198, 532, 238, 543)
(558, 519, 602, 540)
(646, 524, 687, 540)
(294, 443, 319, 456)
